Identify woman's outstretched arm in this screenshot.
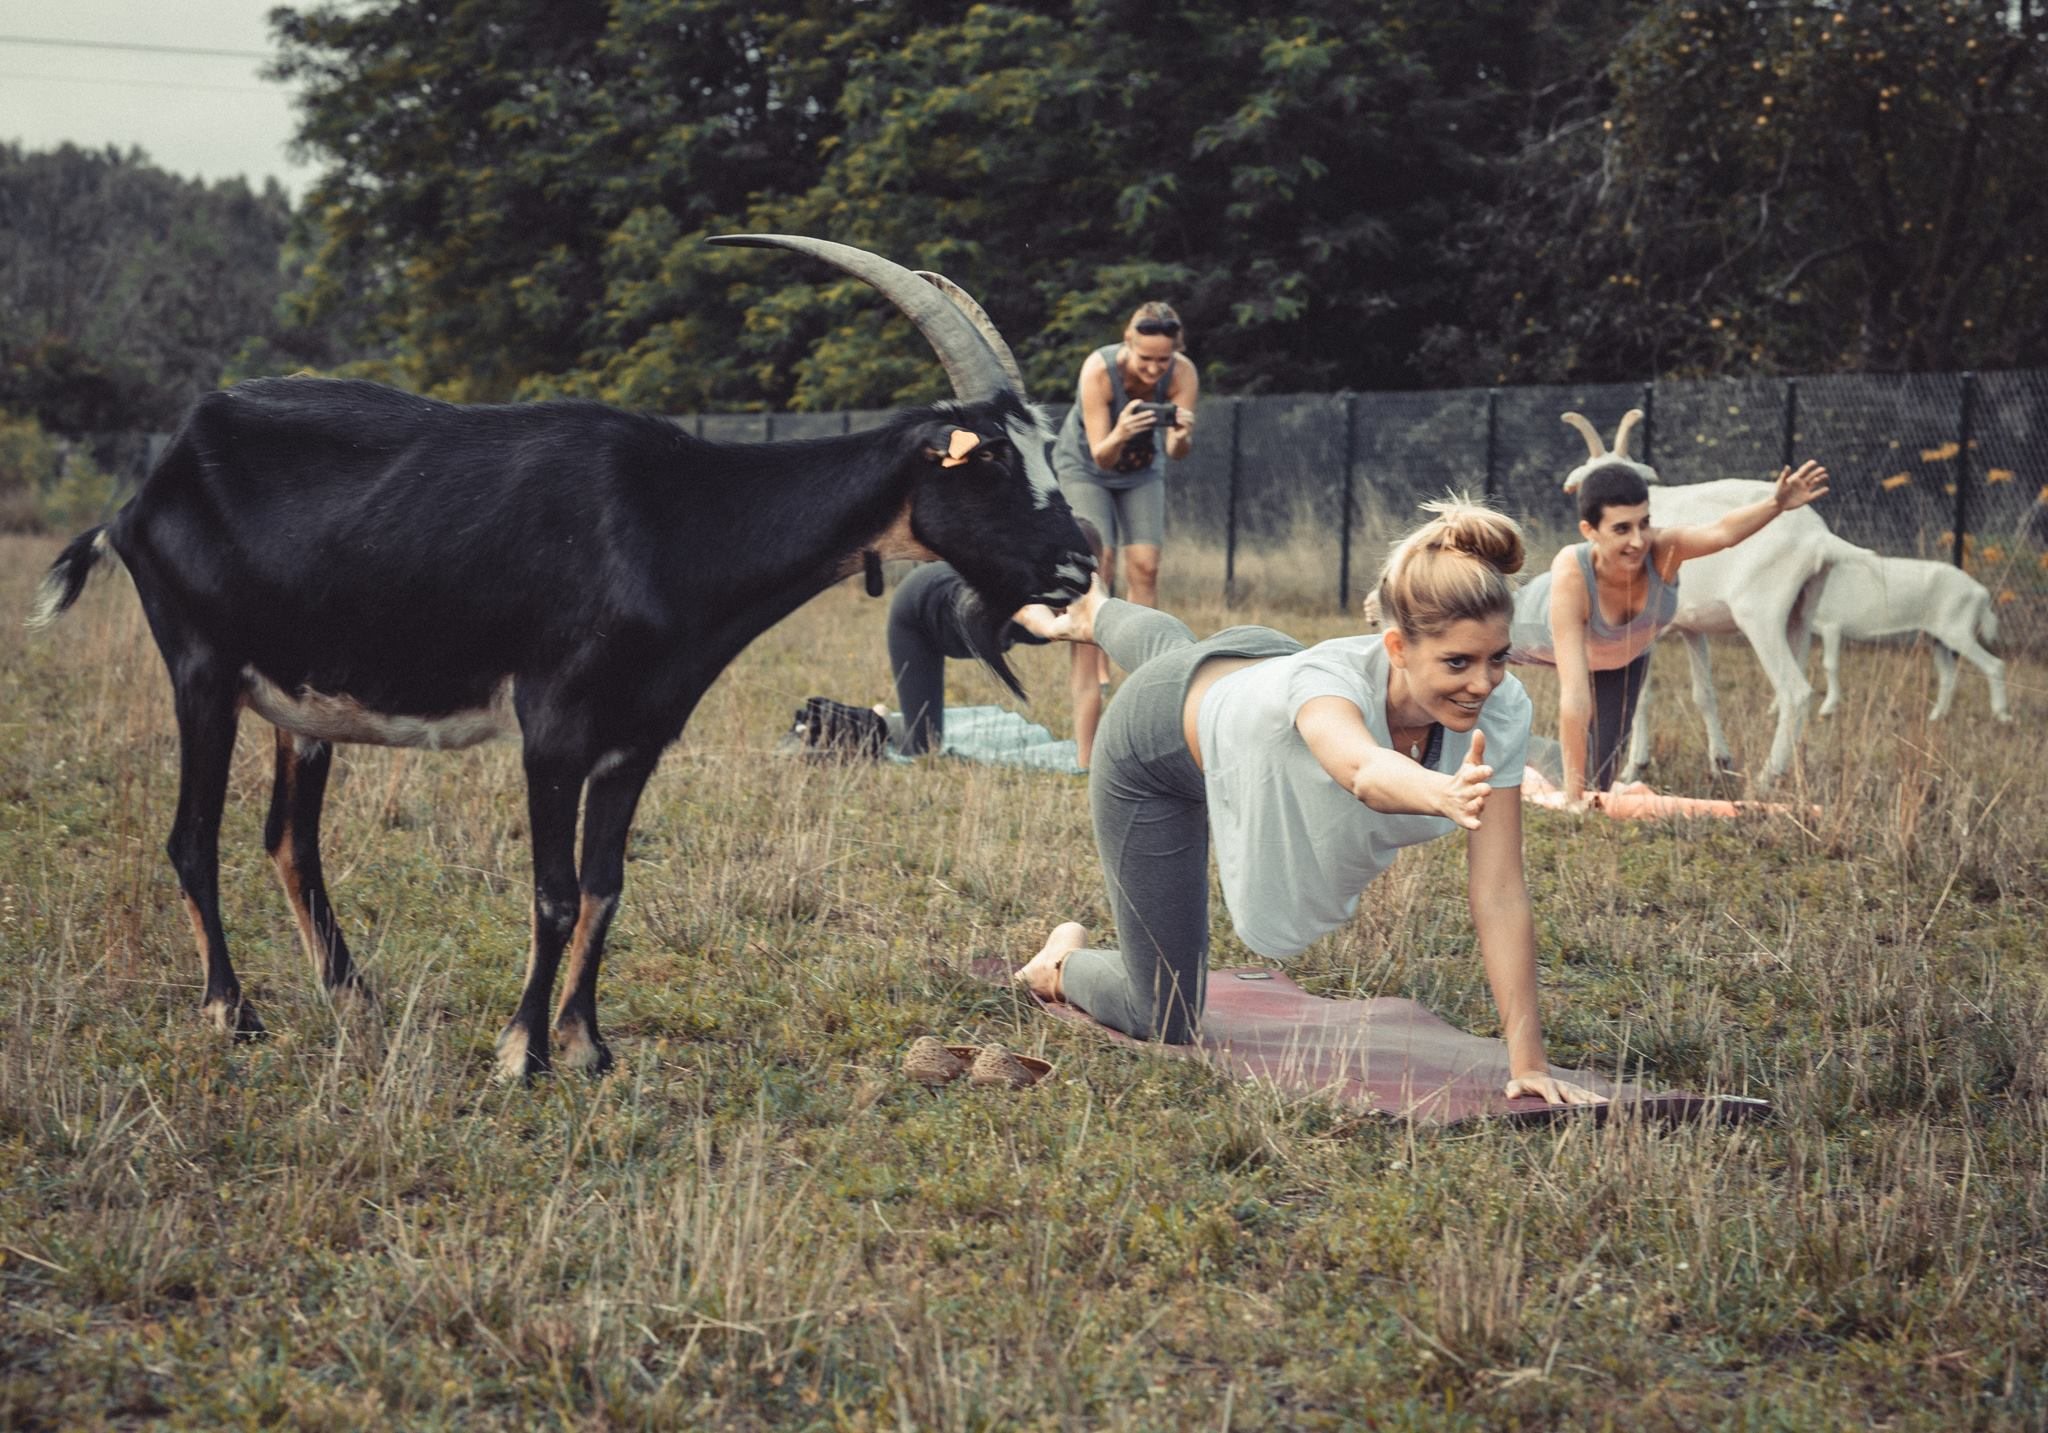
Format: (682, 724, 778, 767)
(1467, 789, 1607, 1106)
(1655, 460, 1831, 573)
(1297, 699, 1495, 827)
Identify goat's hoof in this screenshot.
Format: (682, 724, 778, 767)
(551, 1017, 614, 1077)
(202, 993, 265, 1040)
(494, 1023, 547, 1084)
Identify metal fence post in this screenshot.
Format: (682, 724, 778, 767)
(1338, 393, 1359, 612)
(1953, 371, 1976, 568)
(1639, 382, 1655, 469)
(1780, 379, 1798, 471)
(1484, 388, 1499, 503)
(1225, 398, 1243, 607)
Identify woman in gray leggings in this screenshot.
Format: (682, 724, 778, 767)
(1014, 500, 1606, 1107)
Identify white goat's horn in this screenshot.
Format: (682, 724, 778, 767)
(705, 235, 1015, 403)
(1561, 411, 1606, 459)
(1612, 408, 1645, 461)
(915, 270, 1028, 397)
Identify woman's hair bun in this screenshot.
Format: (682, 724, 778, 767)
(1412, 496, 1525, 576)
(1375, 494, 1524, 638)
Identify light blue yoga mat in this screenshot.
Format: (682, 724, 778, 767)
(889, 705, 1085, 775)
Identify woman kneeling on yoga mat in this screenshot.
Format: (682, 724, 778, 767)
(1013, 499, 1603, 1106)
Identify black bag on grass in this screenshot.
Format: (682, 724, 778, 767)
(785, 696, 890, 760)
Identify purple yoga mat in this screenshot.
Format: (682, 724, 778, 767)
(972, 960, 1770, 1128)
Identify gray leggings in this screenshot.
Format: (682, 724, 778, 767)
(1059, 602, 1301, 1043)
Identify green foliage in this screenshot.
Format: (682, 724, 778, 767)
(272, 1, 2048, 405)
(0, 414, 58, 533)
(0, 413, 122, 534)
(1424, 0, 2048, 382)
(276, 0, 1534, 408)
(35, 451, 120, 534)
(0, 143, 298, 433)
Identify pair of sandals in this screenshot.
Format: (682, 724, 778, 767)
(902, 1036, 1052, 1089)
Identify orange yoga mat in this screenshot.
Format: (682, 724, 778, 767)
(1521, 767, 1814, 821)
(975, 960, 1771, 1128)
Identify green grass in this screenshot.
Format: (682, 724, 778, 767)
(2, 531, 2045, 1430)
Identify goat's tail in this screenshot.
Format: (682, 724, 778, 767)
(27, 527, 117, 631)
(1977, 589, 1999, 647)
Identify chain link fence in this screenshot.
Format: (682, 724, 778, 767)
(91, 368, 2046, 647)
(680, 367, 2048, 650)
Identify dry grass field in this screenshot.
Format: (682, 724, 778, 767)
(2, 527, 2045, 1429)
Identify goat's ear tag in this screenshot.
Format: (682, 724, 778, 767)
(939, 430, 981, 467)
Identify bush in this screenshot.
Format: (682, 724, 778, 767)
(0, 413, 123, 533)
(0, 413, 59, 533)
(37, 451, 119, 532)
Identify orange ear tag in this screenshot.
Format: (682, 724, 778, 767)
(940, 430, 981, 467)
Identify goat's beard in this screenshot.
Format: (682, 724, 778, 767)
(953, 590, 1031, 702)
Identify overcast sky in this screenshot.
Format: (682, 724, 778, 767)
(0, 0, 313, 198)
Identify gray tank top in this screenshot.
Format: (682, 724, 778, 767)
(1510, 542, 1679, 670)
(1052, 344, 1178, 492)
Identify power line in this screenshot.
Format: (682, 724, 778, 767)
(0, 69, 281, 96)
(0, 33, 273, 62)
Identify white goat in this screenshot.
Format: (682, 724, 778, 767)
(1556, 410, 1859, 785)
(1811, 549, 2011, 722)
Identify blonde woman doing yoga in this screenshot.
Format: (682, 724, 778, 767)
(1014, 499, 1604, 1107)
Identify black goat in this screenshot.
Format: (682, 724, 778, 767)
(29, 236, 1094, 1080)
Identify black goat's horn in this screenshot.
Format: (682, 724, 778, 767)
(914, 270, 1028, 396)
(707, 235, 1014, 403)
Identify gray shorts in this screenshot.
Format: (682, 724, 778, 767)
(1062, 470, 1165, 550)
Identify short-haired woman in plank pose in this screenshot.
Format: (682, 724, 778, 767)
(1510, 458, 1830, 805)
(1014, 499, 1602, 1107)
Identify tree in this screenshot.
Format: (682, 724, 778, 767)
(1425, 0, 2048, 382)
(275, 0, 1535, 408)
(0, 143, 295, 433)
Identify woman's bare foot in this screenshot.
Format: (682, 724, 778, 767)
(1015, 921, 1087, 1001)
(1012, 577, 1107, 645)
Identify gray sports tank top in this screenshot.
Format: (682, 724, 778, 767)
(1510, 542, 1679, 670)
(1052, 344, 1178, 492)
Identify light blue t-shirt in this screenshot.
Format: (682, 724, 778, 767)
(1195, 633, 1530, 960)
